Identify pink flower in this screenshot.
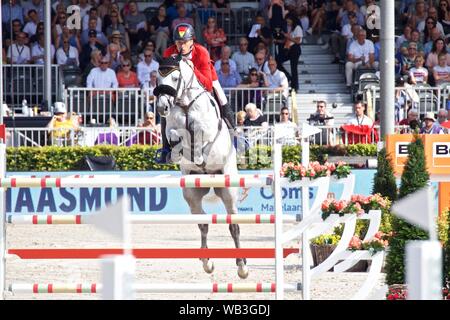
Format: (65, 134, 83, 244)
(321, 199, 331, 211)
(349, 236, 362, 249)
(374, 231, 384, 239)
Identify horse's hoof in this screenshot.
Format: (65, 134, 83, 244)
(238, 265, 249, 279)
(202, 260, 215, 274)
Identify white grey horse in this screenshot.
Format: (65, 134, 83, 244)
(154, 56, 248, 279)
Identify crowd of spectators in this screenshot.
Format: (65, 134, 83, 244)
(2, 0, 450, 148)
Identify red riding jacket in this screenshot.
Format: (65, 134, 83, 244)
(163, 42, 218, 92)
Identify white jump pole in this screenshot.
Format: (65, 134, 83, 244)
(273, 127, 284, 300)
(0, 175, 274, 189)
(7, 214, 300, 225)
(9, 282, 300, 294)
(0, 143, 5, 300)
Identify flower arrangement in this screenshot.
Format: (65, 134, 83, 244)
(321, 194, 391, 221)
(310, 234, 341, 246)
(321, 199, 364, 220)
(348, 231, 389, 255)
(280, 161, 351, 182)
(386, 285, 450, 300)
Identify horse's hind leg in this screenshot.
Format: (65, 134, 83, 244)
(214, 187, 249, 279)
(182, 188, 214, 274)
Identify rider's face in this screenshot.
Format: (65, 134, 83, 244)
(175, 39, 194, 55)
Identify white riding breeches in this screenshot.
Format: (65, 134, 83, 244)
(212, 80, 228, 106)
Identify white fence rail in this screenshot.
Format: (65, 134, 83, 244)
(4, 125, 415, 149)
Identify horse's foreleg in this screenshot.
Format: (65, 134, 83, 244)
(214, 187, 249, 279)
(183, 189, 214, 274)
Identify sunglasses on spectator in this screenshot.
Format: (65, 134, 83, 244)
(250, 73, 257, 76)
(122, 64, 130, 67)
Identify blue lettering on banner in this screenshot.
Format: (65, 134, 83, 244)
(6, 170, 377, 215)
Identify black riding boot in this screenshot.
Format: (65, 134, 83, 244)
(155, 117, 172, 164)
(221, 103, 235, 129)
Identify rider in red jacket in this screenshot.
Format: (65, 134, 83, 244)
(156, 23, 235, 163)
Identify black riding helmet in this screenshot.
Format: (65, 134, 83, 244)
(173, 23, 195, 42)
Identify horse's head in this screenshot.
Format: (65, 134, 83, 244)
(154, 56, 194, 117)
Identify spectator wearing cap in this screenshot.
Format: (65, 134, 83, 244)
(86, 56, 119, 89)
(137, 49, 159, 88)
(7, 32, 31, 64)
(81, 18, 108, 46)
(31, 33, 55, 65)
(82, 7, 102, 32)
(109, 31, 130, 59)
(116, 59, 140, 88)
(232, 38, 255, 77)
(420, 112, 444, 134)
(56, 36, 80, 66)
(217, 59, 242, 88)
(80, 30, 105, 70)
(47, 102, 80, 145)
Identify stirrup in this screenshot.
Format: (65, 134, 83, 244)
(155, 147, 172, 164)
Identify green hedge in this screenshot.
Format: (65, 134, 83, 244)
(5, 144, 378, 172)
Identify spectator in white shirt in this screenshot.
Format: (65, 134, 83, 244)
(86, 56, 119, 88)
(7, 32, 31, 64)
(231, 37, 255, 76)
(347, 101, 373, 126)
(409, 55, 428, 85)
(265, 57, 289, 99)
(137, 50, 159, 88)
(433, 52, 450, 86)
(254, 50, 270, 74)
(214, 46, 237, 73)
(31, 33, 55, 65)
(78, 0, 92, 20)
(23, 9, 40, 38)
(345, 29, 377, 88)
(56, 36, 80, 66)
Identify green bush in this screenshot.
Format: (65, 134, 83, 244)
(439, 209, 450, 286)
(6, 144, 378, 172)
(385, 135, 429, 285)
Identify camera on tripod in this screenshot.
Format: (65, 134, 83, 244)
(307, 114, 334, 124)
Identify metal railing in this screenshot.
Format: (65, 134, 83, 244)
(2, 64, 63, 111)
(5, 126, 161, 148)
(225, 87, 289, 124)
(65, 87, 145, 127)
(64, 87, 288, 127)
(366, 85, 446, 121)
(5, 125, 416, 149)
